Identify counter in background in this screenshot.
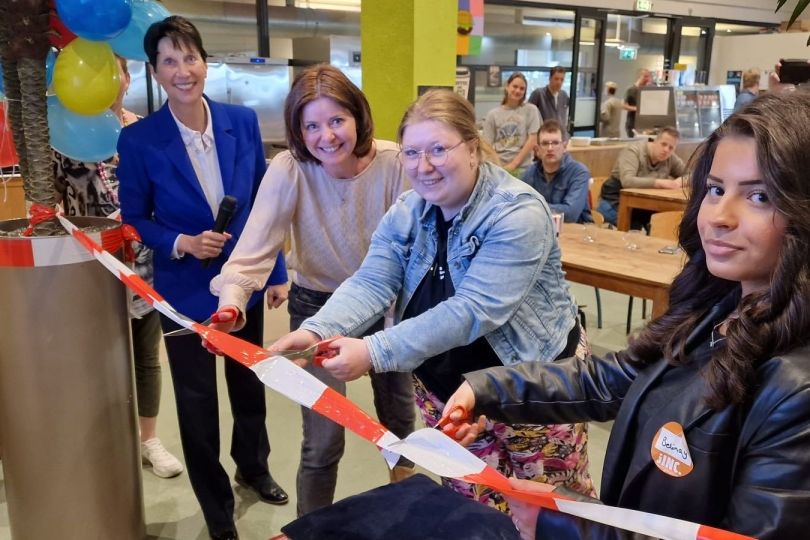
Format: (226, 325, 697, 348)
(568, 139, 702, 178)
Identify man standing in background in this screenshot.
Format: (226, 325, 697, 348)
(528, 66, 570, 137)
(600, 81, 622, 138)
(733, 68, 760, 113)
(623, 68, 652, 137)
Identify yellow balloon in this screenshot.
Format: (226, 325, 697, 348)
(53, 38, 120, 116)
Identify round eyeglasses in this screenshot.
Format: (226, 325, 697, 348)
(398, 140, 465, 169)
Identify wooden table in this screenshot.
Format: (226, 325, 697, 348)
(558, 227, 684, 318)
(616, 188, 689, 231)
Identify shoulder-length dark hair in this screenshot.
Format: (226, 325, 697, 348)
(284, 64, 374, 163)
(630, 91, 810, 409)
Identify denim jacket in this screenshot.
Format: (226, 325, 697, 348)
(300, 161, 578, 374)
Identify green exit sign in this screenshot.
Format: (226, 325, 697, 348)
(636, 0, 652, 11)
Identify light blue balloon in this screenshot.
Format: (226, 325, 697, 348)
(0, 69, 4, 99)
(109, 0, 171, 61)
(48, 96, 121, 162)
(56, 0, 133, 41)
(46, 48, 57, 88)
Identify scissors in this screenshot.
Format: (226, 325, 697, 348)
(164, 306, 240, 338)
(273, 336, 341, 367)
(435, 404, 470, 439)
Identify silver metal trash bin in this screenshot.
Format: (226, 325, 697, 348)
(0, 217, 144, 539)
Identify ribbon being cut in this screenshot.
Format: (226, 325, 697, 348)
(54, 214, 754, 540)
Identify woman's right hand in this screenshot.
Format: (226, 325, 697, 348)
(202, 305, 240, 355)
(270, 329, 322, 366)
(440, 382, 486, 446)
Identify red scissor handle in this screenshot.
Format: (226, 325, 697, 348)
(312, 336, 341, 367)
(436, 404, 470, 438)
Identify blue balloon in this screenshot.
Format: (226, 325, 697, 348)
(46, 48, 57, 88)
(56, 0, 133, 41)
(0, 69, 4, 98)
(109, 0, 171, 61)
(48, 96, 121, 162)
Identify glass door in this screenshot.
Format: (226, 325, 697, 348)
(571, 10, 606, 135)
(678, 23, 714, 85)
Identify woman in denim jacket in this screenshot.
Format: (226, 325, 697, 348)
(273, 89, 595, 512)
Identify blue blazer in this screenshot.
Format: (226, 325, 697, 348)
(118, 97, 286, 321)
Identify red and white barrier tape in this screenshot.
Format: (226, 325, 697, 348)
(54, 214, 754, 540)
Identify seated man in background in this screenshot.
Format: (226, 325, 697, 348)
(520, 119, 592, 223)
(597, 126, 685, 228)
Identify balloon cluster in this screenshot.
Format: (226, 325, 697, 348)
(1, 0, 170, 166)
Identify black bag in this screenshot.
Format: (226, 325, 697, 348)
(281, 474, 519, 540)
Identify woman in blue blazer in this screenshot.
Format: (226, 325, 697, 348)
(118, 16, 287, 540)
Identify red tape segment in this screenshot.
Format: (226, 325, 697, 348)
(0, 238, 34, 267)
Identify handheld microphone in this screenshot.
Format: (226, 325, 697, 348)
(202, 195, 238, 268)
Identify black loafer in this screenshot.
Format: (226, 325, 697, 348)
(235, 470, 289, 505)
(209, 528, 238, 540)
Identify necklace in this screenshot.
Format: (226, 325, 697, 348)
(710, 320, 727, 348)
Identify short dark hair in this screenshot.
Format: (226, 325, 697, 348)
(656, 126, 680, 140)
(549, 66, 566, 77)
(144, 15, 208, 68)
(284, 64, 374, 163)
(536, 119, 563, 140)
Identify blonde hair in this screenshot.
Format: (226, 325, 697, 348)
(397, 90, 481, 160)
(742, 68, 761, 89)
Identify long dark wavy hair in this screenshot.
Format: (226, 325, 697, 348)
(629, 91, 810, 409)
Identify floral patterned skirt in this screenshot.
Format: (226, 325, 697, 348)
(412, 327, 596, 514)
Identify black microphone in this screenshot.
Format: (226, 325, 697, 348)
(202, 195, 238, 268)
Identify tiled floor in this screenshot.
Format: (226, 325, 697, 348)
(0, 282, 646, 540)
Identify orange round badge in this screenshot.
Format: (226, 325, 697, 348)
(650, 421, 694, 478)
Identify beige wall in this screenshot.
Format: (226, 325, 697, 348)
(709, 32, 810, 89)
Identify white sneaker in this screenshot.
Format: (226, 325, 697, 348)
(141, 438, 184, 478)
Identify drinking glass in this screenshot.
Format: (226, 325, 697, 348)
(622, 229, 643, 250)
(581, 223, 597, 243)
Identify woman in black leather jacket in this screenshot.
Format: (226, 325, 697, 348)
(442, 91, 810, 540)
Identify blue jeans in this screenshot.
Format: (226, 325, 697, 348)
(288, 284, 415, 516)
(596, 199, 618, 226)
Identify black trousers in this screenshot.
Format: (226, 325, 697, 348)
(160, 301, 270, 534)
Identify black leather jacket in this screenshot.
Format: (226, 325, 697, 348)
(465, 304, 810, 539)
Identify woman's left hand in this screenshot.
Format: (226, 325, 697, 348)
(321, 337, 373, 381)
(504, 477, 555, 540)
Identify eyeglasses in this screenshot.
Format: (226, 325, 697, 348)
(398, 141, 465, 169)
(539, 140, 563, 148)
